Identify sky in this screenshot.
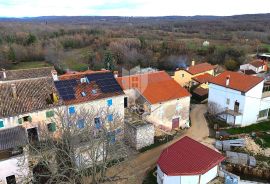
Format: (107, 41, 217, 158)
(0, 0, 269, 17)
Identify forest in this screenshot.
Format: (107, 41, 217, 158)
(0, 14, 270, 73)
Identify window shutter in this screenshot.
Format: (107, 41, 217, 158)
(18, 118, 23, 124)
(107, 99, 113, 106)
(77, 119, 85, 129)
(69, 106, 75, 115)
(28, 116, 32, 122)
(46, 111, 54, 118)
(0, 120, 4, 128)
(48, 122, 56, 132)
(94, 117, 101, 129)
(107, 114, 113, 122)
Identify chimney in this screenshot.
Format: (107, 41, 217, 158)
(114, 71, 118, 78)
(176, 68, 179, 71)
(2, 69, 6, 79)
(226, 75, 230, 86)
(191, 60, 195, 66)
(51, 70, 58, 81)
(186, 67, 189, 71)
(11, 84, 17, 98)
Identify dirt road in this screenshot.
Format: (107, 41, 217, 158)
(107, 104, 211, 184)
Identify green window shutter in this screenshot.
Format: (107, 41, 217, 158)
(18, 118, 23, 124)
(28, 116, 32, 122)
(48, 122, 56, 132)
(46, 111, 54, 118)
(0, 120, 4, 128)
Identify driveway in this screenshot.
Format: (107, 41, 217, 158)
(106, 104, 211, 184)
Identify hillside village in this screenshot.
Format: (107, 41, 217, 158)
(0, 57, 270, 184)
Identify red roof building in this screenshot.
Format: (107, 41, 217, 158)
(209, 71, 264, 93)
(192, 73, 214, 84)
(157, 136, 225, 176)
(186, 63, 215, 75)
(116, 71, 190, 104)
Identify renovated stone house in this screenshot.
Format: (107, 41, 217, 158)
(117, 71, 191, 131)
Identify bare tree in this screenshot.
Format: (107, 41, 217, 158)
(19, 106, 129, 184)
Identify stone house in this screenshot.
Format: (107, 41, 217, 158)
(117, 71, 191, 131)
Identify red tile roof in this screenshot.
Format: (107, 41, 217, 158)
(185, 63, 215, 75)
(116, 71, 190, 104)
(192, 87, 209, 97)
(192, 73, 214, 84)
(209, 71, 264, 93)
(249, 59, 266, 68)
(157, 136, 225, 176)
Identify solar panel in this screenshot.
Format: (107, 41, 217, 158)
(54, 79, 78, 100)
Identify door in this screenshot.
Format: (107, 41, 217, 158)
(172, 118, 180, 129)
(27, 127, 39, 144)
(234, 101, 240, 113)
(124, 97, 128, 108)
(6, 175, 16, 184)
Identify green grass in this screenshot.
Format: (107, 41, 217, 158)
(226, 121, 270, 135)
(142, 167, 157, 184)
(11, 61, 51, 70)
(255, 133, 270, 148)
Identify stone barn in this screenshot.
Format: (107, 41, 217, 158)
(124, 119, 154, 150)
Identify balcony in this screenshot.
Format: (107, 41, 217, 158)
(224, 109, 242, 117)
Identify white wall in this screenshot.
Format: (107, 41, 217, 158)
(157, 164, 219, 184)
(0, 154, 29, 184)
(208, 81, 267, 126)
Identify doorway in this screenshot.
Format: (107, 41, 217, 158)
(124, 97, 128, 108)
(234, 101, 240, 113)
(172, 118, 180, 129)
(6, 175, 16, 184)
(27, 127, 39, 144)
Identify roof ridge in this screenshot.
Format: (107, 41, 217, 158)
(2, 66, 54, 72)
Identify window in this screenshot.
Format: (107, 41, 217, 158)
(94, 117, 101, 129)
(226, 98, 230, 105)
(77, 119, 85, 129)
(91, 89, 97, 94)
(80, 77, 87, 83)
(182, 74, 184, 78)
(107, 99, 113, 106)
(116, 128, 121, 134)
(69, 106, 75, 115)
(6, 175, 16, 184)
(124, 97, 128, 108)
(0, 120, 4, 128)
(258, 109, 268, 118)
(46, 111, 54, 118)
(107, 114, 113, 122)
(47, 122, 56, 132)
(108, 131, 116, 144)
(81, 92, 86, 97)
(23, 116, 32, 122)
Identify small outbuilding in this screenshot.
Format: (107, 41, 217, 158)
(124, 119, 154, 150)
(157, 136, 225, 184)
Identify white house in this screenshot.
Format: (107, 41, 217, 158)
(157, 136, 225, 184)
(116, 71, 191, 131)
(208, 71, 270, 126)
(239, 59, 267, 75)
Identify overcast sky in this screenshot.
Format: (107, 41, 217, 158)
(0, 0, 269, 17)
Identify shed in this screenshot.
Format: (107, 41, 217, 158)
(124, 119, 154, 150)
(157, 136, 225, 184)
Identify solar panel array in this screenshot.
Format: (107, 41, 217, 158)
(54, 79, 77, 100)
(86, 73, 122, 93)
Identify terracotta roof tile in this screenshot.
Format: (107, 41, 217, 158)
(193, 87, 209, 96)
(0, 67, 54, 81)
(185, 63, 215, 75)
(249, 59, 266, 68)
(209, 71, 264, 92)
(157, 136, 225, 176)
(116, 71, 190, 104)
(0, 78, 62, 118)
(192, 73, 214, 84)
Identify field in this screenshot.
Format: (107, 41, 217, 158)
(10, 61, 51, 70)
(0, 15, 270, 72)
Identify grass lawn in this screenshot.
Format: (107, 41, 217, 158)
(226, 121, 270, 135)
(142, 167, 157, 184)
(255, 133, 270, 148)
(11, 61, 51, 70)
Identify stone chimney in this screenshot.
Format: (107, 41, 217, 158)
(191, 60, 195, 66)
(11, 84, 17, 98)
(226, 75, 230, 86)
(51, 70, 58, 81)
(114, 71, 118, 78)
(2, 69, 6, 79)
